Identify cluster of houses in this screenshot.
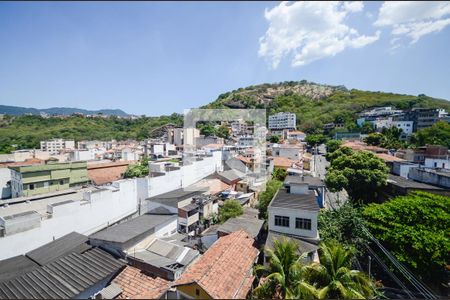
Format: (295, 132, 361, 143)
(0, 112, 334, 299)
(340, 140, 450, 200)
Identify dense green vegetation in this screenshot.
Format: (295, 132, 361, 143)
(257, 179, 283, 220)
(124, 157, 150, 178)
(325, 149, 389, 203)
(219, 199, 243, 223)
(253, 239, 376, 299)
(411, 121, 450, 148)
(318, 202, 369, 252)
(206, 81, 450, 134)
(363, 192, 450, 285)
(0, 114, 183, 153)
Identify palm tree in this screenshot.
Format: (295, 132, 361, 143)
(305, 241, 376, 299)
(253, 238, 318, 299)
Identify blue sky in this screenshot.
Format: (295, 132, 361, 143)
(0, 1, 449, 116)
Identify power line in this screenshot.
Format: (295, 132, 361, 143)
(362, 227, 438, 299)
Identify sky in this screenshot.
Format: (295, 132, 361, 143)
(0, 1, 450, 116)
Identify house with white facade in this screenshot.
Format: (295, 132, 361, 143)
(425, 157, 450, 169)
(266, 181, 320, 263)
(272, 143, 303, 160)
(40, 139, 75, 154)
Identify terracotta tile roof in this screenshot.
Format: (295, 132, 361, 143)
(203, 143, 224, 149)
(193, 178, 231, 195)
(237, 155, 253, 165)
(375, 153, 406, 162)
(87, 161, 133, 185)
(342, 141, 388, 153)
(113, 266, 170, 299)
(174, 230, 259, 299)
(270, 156, 297, 168)
(0, 158, 43, 168)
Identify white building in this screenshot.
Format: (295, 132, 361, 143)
(0, 168, 11, 199)
(425, 157, 450, 169)
(266, 181, 320, 262)
(169, 128, 200, 147)
(40, 139, 75, 154)
(268, 112, 296, 131)
(284, 130, 306, 142)
(0, 179, 138, 260)
(392, 121, 414, 136)
(272, 144, 303, 160)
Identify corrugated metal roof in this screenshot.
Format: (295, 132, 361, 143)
(0, 255, 39, 283)
(96, 283, 123, 299)
(269, 188, 319, 211)
(26, 232, 92, 266)
(0, 248, 125, 299)
(89, 214, 176, 245)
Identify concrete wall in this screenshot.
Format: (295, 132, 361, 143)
(392, 162, 420, 178)
(268, 206, 319, 240)
(0, 179, 138, 260)
(0, 168, 11, 199)
(408, 167, 450, 188)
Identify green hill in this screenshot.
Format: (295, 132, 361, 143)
(0, 114, 182, 153)
(1, 80, 449, 153)
(204, 80, 450, 133)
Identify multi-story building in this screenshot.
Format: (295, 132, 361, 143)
(268, 112, 296, 132)
(40, 139, 75, 154)
(403, 108, 442, 132)
(266, 179, 320, 262)
(168, 128, 200, 147)
(9, 161, 89, 198)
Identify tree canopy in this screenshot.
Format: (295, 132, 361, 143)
(305, 134, 328, 147)
(362, 191, 450, 285)
(219, 199, 243, 223)
(325, 150, 389, 203)
(411, 121, 450, 148)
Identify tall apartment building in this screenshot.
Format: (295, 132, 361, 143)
(40, 139, 75, 154)
(403, 108, 443, 132)
(268, 112, 296, 132)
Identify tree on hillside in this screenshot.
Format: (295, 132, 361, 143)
(411, 121, 450, 148)
(325, 150, 389, 203)
(325, 146, 353, 163)
(360, 121, 375, 134)
(219, 199, 243, 223)
(305, 134, 328, 147)
(216, 124, 230, 139)
(199, 123, 217, 137)
(364, 133, 383, 146)
(325, 139, 342, 154)
(363, 191, 450, 286)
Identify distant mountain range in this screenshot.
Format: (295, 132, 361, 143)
(0, 105, 130, 117)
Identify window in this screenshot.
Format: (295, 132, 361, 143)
(195, 289, 200, 296)
(296, 218, 312, 230)
(44, 182, 49, 188)
(59, 180, 64, 185)
(29, 184, 35, 190)
(275, 215, 289, 227)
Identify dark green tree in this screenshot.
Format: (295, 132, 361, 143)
(269, 135, 280, 143)
(273, 167, 287, 181)
(363, 191, 450, 286)
(325, 150, 389, 203)
(258, 179, 283, 220)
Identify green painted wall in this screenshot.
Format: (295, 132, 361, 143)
(11, 162, 88, 197)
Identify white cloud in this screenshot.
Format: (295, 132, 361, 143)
(375, 1, 450, 44)
(258, 1, 379, 68)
